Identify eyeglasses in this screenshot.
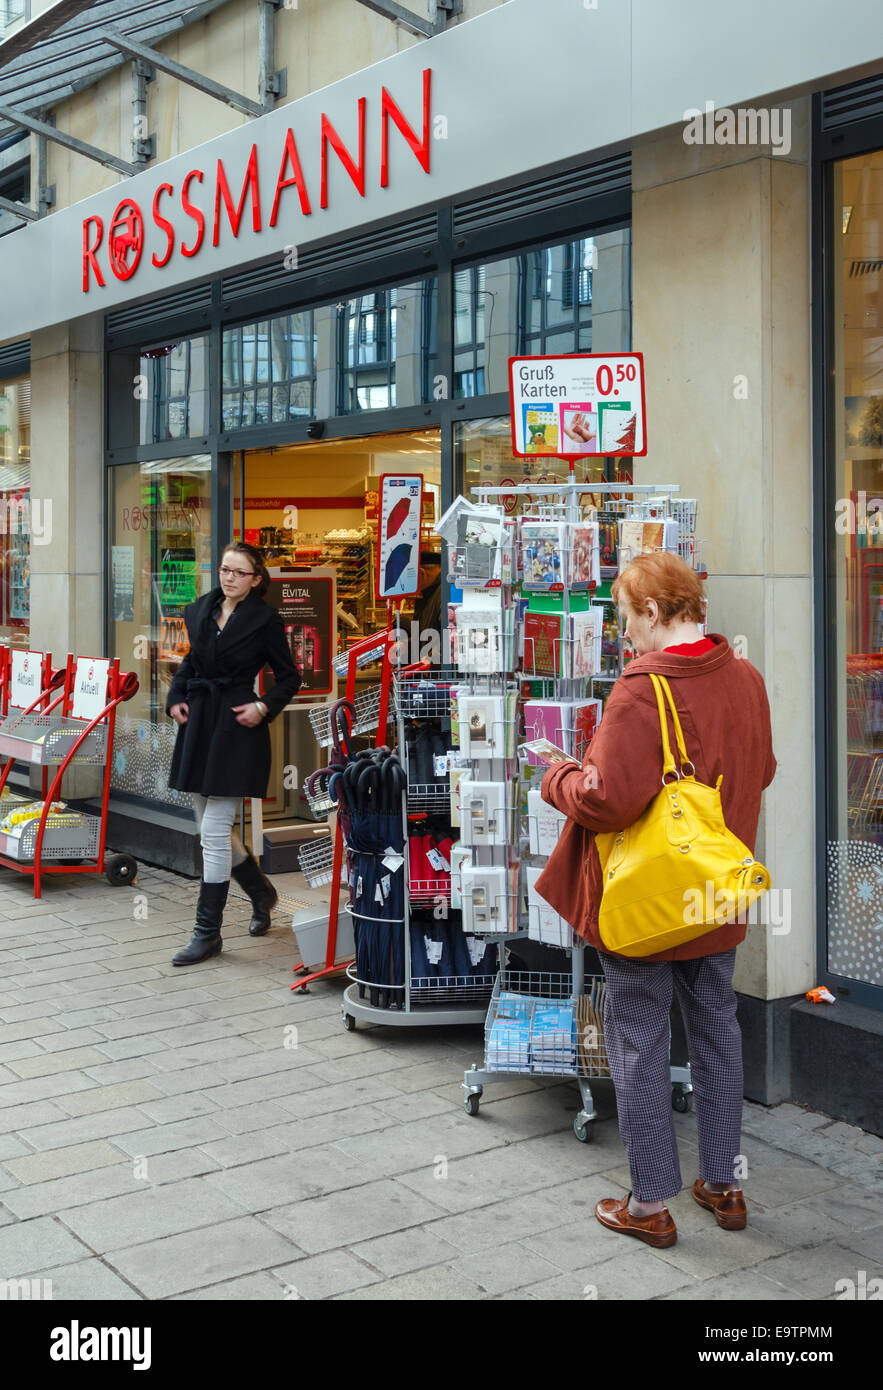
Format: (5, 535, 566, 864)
(219, 564, 256, 580)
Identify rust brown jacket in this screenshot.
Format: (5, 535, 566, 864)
(535, 634, 777, 961)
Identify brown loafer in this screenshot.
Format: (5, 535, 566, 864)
(594, 1192, 677, 1248)
(692, 1179, 747, 1230)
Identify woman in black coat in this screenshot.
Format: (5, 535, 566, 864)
(166, 542, 301, 965)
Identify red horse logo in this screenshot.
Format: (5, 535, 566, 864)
(109, 201, 144, 281)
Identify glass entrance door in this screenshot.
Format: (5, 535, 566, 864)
(238, 430, 441, 826)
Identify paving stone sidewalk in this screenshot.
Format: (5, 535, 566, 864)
(0, 863, 880, 1301)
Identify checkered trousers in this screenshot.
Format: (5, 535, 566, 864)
(597, 947, 743, 1202)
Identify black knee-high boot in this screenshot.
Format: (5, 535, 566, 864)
(231, 852, 278, 936)
(172, 880, 229, 965)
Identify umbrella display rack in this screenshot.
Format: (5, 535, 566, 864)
(0, 650, 140, 897)
(339, 657, 498, 1030)
(292, 624, 396, 992)
(452, 481, 695, 1140)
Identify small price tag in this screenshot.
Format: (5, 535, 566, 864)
(424, 936, 444, 965)
(426, 847, 450, 872)
(465, 935, 487, 966)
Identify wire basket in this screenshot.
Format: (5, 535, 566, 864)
(308, 684, 390, 747)
(409, 974, 496, 1004)
(393, 666, 460, 719)
(406, 783, 451, 813)
(408, 877, 452, 906)
(297, 836, 336, 887)
(304, 778, 336, 818)
(576, 981, 610, 1078)
(333, 644, 388, 676)
(483, 970, 609, 1078)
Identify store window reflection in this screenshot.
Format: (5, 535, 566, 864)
(0, 374, 30, 646)
(108, 337, 208, 447)
(108, 457, 213, 807)
(453, 228, 630, 398)
(222, 311, 317, 429)
(337, 278, 438, 413)
(829, 151, 883, 992)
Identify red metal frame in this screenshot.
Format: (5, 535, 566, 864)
(291, 615, 396, 992)
(0, 654, 139, 898)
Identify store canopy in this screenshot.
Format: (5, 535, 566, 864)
(0, 0, 246, 147)
(0, 0, 455, 149)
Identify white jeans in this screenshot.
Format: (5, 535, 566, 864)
(191, 794, 248, 884)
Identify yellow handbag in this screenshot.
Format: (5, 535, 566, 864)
(595, 673, 771, 958)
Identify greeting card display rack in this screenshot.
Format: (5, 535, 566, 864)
(456, 481, 696, 1141)
(0, 650, 140, 897)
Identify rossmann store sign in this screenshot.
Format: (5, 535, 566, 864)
(81, 68, 432, 291)
(0, 0, 645, 340)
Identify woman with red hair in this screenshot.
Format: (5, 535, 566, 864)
(536, 550, 776, 1249)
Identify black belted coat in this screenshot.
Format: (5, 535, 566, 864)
(165, 587, 301, 798)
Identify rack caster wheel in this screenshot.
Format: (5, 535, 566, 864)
(464, 1091, 481, 1116)
(573, 1117, 594, 1143)
(106, 854, 137, 886)
(343, 1013, 356, 1031)
(672, 1087, 692, 1113)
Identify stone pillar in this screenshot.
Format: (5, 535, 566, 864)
(632, 100, 813, 1096)
(29, 313, 105, 794)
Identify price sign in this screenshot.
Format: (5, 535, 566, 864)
(160, 616, 190, 659)
(508, 352, 646, 457)
(160, 548, 197, 604)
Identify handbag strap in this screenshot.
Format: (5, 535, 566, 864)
(649, 673, 694, 778)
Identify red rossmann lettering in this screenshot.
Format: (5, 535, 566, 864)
(82, 68, 432, 291)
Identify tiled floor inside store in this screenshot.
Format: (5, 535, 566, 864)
(0, 861, 880, 1300)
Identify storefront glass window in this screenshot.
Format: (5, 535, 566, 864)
(0, 374, 30, 646)
(108, 337, 209, 447)
(828, 150, 883, 992)
(222, 311, 317, 429)
(337, 277, 438, 413)
(108, 456, 213, 807)
(453, 228, 630, 398)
